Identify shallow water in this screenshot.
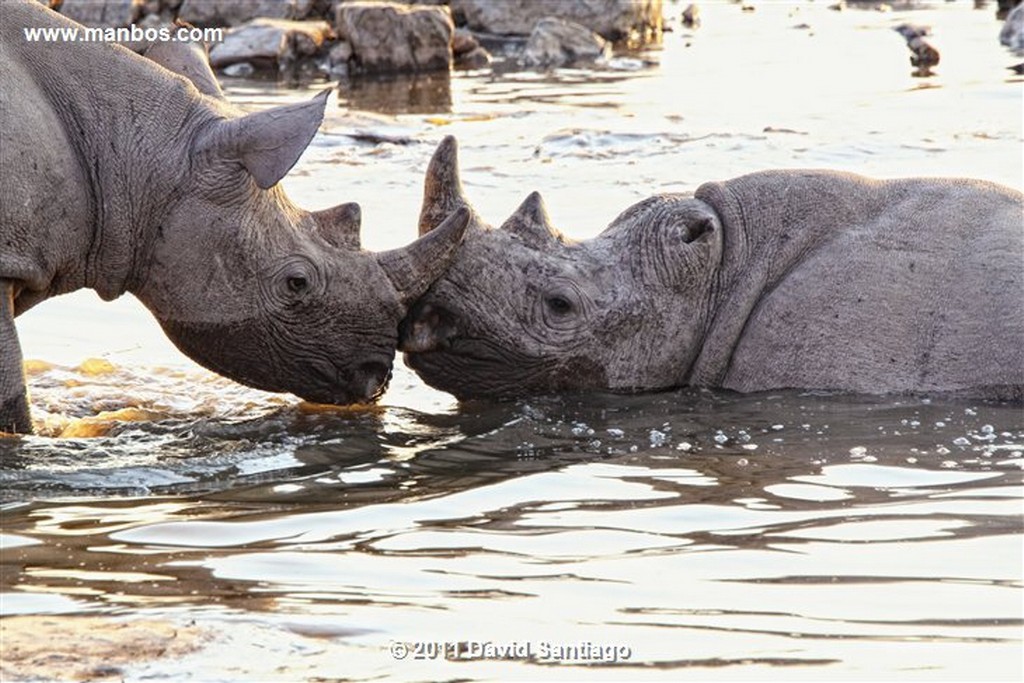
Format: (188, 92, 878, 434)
(2, 2, 1022, 680)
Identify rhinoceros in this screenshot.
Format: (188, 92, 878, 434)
(0, 1, 468, 434)
(401, 136, 1024, 401)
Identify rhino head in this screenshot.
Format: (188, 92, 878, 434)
(135, 95, 469, 405)
(400, 136, 722, 399)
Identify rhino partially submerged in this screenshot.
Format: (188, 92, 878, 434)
(0, 1, 468, 434)
(401, 136, 1024, 401)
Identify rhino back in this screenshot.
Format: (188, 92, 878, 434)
(707, 173, 1023, 396)
(1, 0, 206, 310)
(1, 2, 94, 307)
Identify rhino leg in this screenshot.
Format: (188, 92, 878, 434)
(0, 280, 31, 435)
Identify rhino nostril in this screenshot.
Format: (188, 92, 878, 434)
(400, 303, 457, 353)
(356, 360, 391, 401)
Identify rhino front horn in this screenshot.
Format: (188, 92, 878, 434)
(419, 136, 472, 236)
(379, 206, 471, 305)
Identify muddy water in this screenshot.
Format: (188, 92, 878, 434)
(2, 2, 1022, 680)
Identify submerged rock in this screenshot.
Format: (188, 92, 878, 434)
(452, 0, 662, 43)
(208, 18, 332, 69)
(520, 17, 609, 68)
(336, 1, 454, 74)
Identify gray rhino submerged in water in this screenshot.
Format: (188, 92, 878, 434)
(0, 1, 468, 434)
(401, 136, 1024, 401)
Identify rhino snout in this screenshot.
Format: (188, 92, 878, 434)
(399, 302, 457, 353)
(355, 359, 392, 402)
(304, 356, 393, 405)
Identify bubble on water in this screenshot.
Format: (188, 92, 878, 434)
(741, 443, 758, 451)
(570, 422, 594, 437)
(935, 421, 946, 428)
(736, 458, 749, 466)
(906, 456, 918, 464)
(713, 431, 728, 444)
(649, 429, 668, 447)
(965, 408, 977, 416)
(629, 445, 638, 453)
(849, 446, 868, 457)
(952, 436, 971, 446)
(676, 441, 693, 452)
(935, 445, 951, 455)
(940, 460, 959, 469)
(771, 424, 784, 431)
(606, 428, 624, 438)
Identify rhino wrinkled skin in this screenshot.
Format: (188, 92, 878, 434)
(0, 1, 469, 434)
(401, 136, 1024, 401)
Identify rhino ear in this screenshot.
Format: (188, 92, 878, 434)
(631, 199, 720, 291)
(499, 191, 563, 249)
(419, 135, 473, 236)
(201, 89, 329, 189)
(313, 202, 361, 250)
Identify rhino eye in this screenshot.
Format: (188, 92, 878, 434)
(286, 275, 309, 294)
(545, 295, 573, 315)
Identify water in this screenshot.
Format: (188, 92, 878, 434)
(2, 2, 1022, 680)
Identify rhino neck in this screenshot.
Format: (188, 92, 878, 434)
(20, 12, 213, 302)
(687, 170, 874, 387)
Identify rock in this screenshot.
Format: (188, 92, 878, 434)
(336, 1, 454, 74)
(520, 17, 609, 68)
(221, 61, 255, 77)
(178, 0, 315, 27)
(894, 23, 930, 40)
(1000, 3, 1024, 50)
(453, 27, 478, 55)
(997, 0, 1022, 21)
(907, 35, 939, 76)
(455, 45, 491, 69)
(326, 39, 352, 76)
(681, 3, 700, 28)
(59, 0, 143, 27)
(208, 18, 332, 69)
(452, 0, 662, 43)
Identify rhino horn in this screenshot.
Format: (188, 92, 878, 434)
(312, 202, 361, 250)
(499, 191, 563, 248)
(199, 89, 329, 190)
(380, 206, 471, 305)
(144, 36, 225, 100)
(419, 135, 473, 236)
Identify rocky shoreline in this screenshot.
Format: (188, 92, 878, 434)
(36, 0, 1024, 80)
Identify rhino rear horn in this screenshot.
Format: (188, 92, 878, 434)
(313, 202, 361, 250)
(199, 90, 330, 189)
(380, 206, 471, 305)
(499, 191, 563, 248)
(144, 37, 224, 100)
(419, 136, 473, 236)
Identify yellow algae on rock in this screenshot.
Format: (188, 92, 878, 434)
(59, 408, 168, 438)
(21, 359, 55, 375)
(76, 358, 118, 376)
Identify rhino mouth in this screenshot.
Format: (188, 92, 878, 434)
(160, 318, 394, 405)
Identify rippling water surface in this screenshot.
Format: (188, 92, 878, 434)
(2, 2, 1022, 680)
